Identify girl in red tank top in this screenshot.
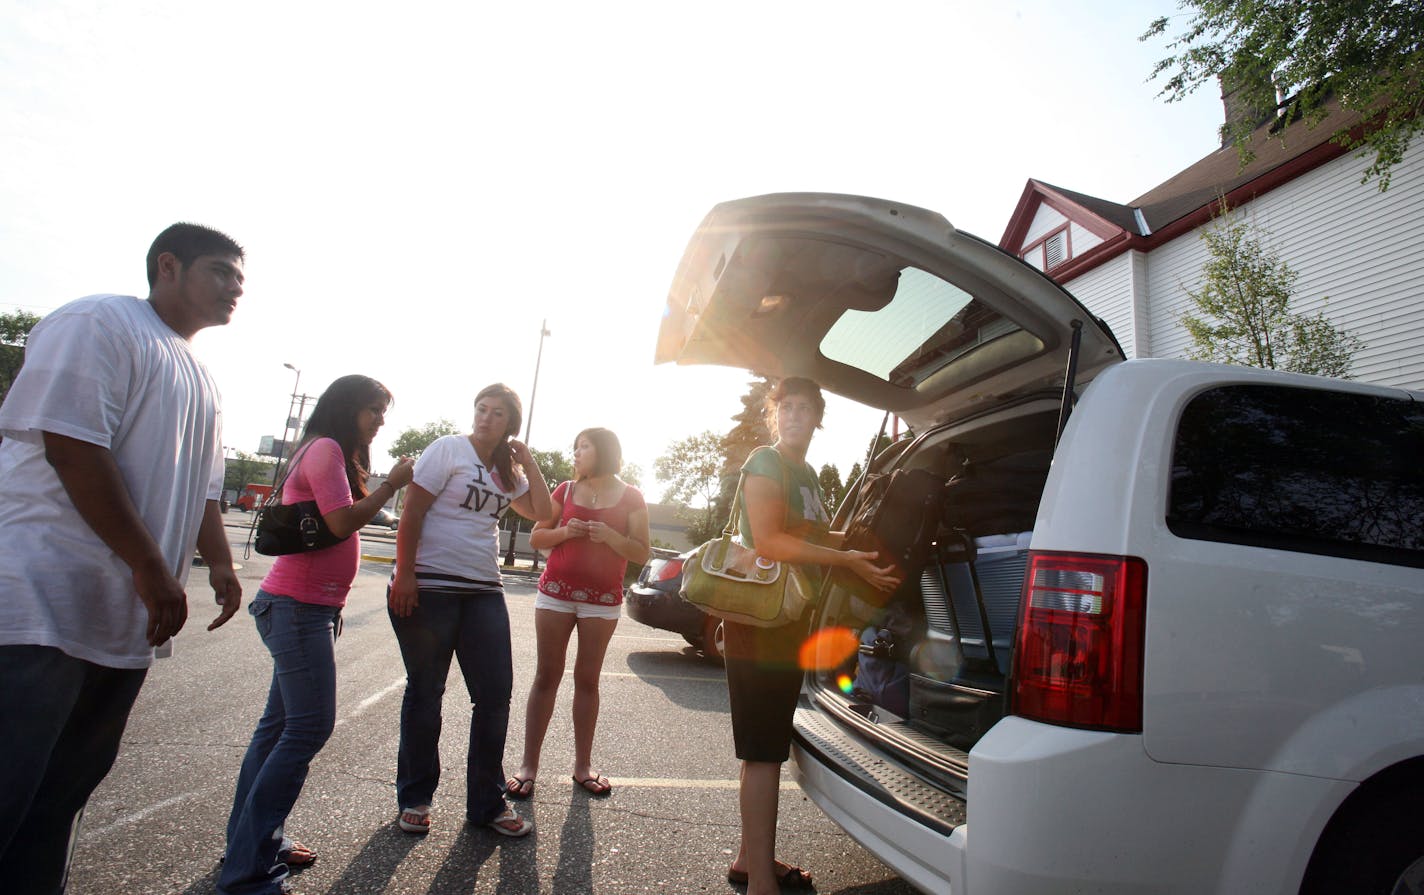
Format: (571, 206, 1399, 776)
(507, 428, 650, 799)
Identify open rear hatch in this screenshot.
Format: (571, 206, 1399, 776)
(655, 192, 1123, 429)
(656, 193, 1127, 818)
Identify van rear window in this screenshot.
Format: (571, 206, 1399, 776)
(1167, 385, 1424, 567)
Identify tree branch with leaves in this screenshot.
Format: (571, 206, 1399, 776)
(1143, 0, 1424, 190)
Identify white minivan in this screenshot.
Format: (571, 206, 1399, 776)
(657, 193, 1424, 895)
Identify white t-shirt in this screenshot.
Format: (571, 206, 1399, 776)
(411, 434, 528, 588)
(0, 295, 224, 669)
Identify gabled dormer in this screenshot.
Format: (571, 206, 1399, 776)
(999, 180, 1148, 282)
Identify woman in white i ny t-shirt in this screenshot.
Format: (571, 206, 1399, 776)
(386, 383, 552, 838)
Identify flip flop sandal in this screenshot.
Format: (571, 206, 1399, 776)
(506, 776, 536, 800)
(485, 804, 534, 838)
(727, 863, 814, 889)
(280, 840, 317, 867)
(573, 773, 612, 796)
(398, 806, 431, 834)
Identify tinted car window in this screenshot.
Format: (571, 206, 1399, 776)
(1168, 385, 1424, 567)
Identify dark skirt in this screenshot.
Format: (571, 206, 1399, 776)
(723, 615, 813, 763)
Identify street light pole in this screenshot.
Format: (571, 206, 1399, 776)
(504, 320, 551, 567)
(270, 363, 301, 490)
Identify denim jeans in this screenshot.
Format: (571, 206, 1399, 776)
(388, 586, 512, 824)
(218, 591, 340, 895)
(0, 645, 147, 895)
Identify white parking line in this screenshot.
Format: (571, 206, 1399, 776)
(602, 778, 801, 790)
(600, 671, 723, 683)
(84, 792, 193, 837)
(335, 677, 406, 727)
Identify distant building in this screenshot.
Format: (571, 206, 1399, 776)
(647, 502, 696, 551)
(998, 91, 1423, 389)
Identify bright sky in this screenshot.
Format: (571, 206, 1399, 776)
(1, 0, 1223, 496)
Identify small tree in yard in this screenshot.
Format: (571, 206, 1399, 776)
(1180, 212, 1362, 378)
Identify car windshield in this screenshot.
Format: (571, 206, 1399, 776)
(819, 266, 1022, 388)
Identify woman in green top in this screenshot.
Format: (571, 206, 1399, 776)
(722, 377, 901, 895)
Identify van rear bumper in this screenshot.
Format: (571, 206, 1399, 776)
(795, 711, 1342, 894)
(792, 707, 966, 894)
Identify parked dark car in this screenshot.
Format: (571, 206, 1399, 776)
(625, 547, 723, 660)
(370, 507, 400, 530)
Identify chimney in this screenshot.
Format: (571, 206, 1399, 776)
(1218, 66, 1278, 147)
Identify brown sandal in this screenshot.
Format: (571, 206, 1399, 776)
(727, 863, 814, 889)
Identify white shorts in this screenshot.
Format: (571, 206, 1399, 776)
(534, 591, 623, 620)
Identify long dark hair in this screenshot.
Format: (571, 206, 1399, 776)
(298, 374, 392, 498)
(574, 427, 622, 479)
(474, 383, 523, 491)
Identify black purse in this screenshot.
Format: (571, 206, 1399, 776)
(247, 443, 350, 557)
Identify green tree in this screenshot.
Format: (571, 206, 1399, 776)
(1142, 0, 1424, 189)
(698, 377, 775, 541)
(0, 310, 41, 406)
(223, 451, 276, 493)
(846, 461, 865, 492)
(655, 430, 725, 544)
(817, 463, 845, 513)
(531, 448, 573, 489)
(1180, 210, 1362, 377)
(388, 418, 459, 459)
(620, 462, 643, 489)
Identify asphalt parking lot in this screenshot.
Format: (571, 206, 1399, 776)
(64, 519, 919, 895)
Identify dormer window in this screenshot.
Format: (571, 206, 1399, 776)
(1021, 224, 1072, 272)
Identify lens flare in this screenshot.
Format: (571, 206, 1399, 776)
(798, 626, 859, 671)
(836, 674, 854, 694)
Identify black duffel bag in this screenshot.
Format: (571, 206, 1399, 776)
(834, 467, 945, 604)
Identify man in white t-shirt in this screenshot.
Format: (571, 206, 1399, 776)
(0, 222, 246, 894)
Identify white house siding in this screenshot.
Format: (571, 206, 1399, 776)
(1063, 252, 1139, 357)
(1070, 222, 1105, 256)
(1143, 140, 1424, 389)
(1023, 204, 1068, 246)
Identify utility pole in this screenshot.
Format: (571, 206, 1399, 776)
(505, 320, 551, 567)
(270, 363, 301, 491)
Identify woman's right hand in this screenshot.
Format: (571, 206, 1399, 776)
(389, 569, 419, 618)
(846, 550, 902, 593)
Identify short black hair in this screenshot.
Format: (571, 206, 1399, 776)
(146, 223, 245, 287)
(575, 427, 623, 478)
(764, 376, 826, 432)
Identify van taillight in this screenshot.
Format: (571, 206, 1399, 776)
(1011, 551, 1147, 732)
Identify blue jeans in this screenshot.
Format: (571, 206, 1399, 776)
(388, 586, 512, 824)
(0, 645, 147, 895)
(218, 591, 340, 895)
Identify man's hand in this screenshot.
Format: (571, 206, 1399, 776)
(207, 564, 242, 631)
(132, 561, 189, 646)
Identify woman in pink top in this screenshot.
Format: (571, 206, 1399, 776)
(508, 427, 650, 799)
(219, 375, 413, 895)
